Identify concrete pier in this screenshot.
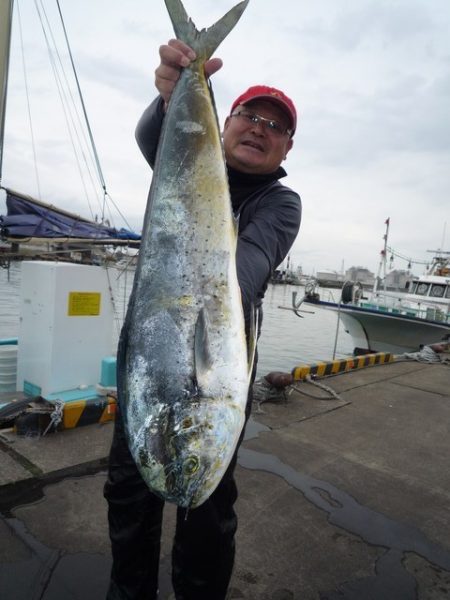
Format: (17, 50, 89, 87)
(0, 355, 449, 599)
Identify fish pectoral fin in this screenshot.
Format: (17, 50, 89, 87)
(164, 0, 249, 60)
(232, 214, 239, 237)
(194, 308, 214, 386)
(247, 304, 259, 382)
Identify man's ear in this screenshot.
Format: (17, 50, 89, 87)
(284, 138, 294, 159)
(222, 116, 231, 135)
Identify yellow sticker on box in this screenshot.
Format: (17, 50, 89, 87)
(68, 292, 101, 316)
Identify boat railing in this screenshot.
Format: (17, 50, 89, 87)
(359, 294, 450, 324)
(297, 279, 450, 325)
(316, 288, 337, 303)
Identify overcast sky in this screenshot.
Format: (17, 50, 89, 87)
(2, 0, 449, 276)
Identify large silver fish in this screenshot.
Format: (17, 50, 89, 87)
(118, 0, 251, 508)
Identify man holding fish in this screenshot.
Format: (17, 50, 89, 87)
(104, 1, 301, 598)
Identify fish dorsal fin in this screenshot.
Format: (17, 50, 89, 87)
(194, 307, 213, 387)
(164, 0, 249, 60)
(247, 304, 258, 382)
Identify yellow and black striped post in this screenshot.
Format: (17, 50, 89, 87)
(13, 394, 117, 436)
(62, 394, 117, 429)
(292, 352, 394, 381)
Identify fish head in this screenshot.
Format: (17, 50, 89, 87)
(165, 396, 245, 508)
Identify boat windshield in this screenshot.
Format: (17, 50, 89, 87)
(446, 287, 450, 299)
(415, 282, 430, 296)
(430, 284, 446, 298)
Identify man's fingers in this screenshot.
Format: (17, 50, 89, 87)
(161, 39, 196, 67)
(205, 58, 223, 78)
(155, 40, 223, 106)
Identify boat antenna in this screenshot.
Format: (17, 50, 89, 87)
(373, 217, 389, 295)
(0, 0, 14, 186)
(55, 0, 108, 222)
(382, 218, 389, 293)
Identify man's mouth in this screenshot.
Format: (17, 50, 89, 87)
(241, 139, 264, 153)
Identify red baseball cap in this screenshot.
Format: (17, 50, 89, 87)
(230, 85, 297, 136)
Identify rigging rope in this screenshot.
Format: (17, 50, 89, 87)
(42, 399, 64, 435)
(54, 0, 134, 232)
(55, 0, 108, 221)
(399, 345, 449, 364)
(386, 246, 430, 268)
(33, 0, 102, 222)
(8, 0, 135, 234)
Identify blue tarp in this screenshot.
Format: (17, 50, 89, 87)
(0, 189, 140, 241)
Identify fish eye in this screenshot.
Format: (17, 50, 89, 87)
(184, 455, 199, 475)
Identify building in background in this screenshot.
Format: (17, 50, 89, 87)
(384, 269, 413, 290)
(345, 266, 375, 287)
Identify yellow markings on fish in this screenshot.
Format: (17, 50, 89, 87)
(178, 295, 195, 307)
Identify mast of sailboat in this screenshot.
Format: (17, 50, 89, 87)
(373, 217, 390, 294)
(0, 0, 14, 186)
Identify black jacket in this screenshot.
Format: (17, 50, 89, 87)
(135, 97, 302, 326)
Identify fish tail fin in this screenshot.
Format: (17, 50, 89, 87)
(164, 0, 249, 60)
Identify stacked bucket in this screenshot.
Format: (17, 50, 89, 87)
(0, 341, 18, 393)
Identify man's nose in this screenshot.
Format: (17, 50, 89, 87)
(250, 118, 265, 135)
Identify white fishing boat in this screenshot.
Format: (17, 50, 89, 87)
(294, 221, 450, 355)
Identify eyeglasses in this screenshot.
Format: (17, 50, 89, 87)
(231, 110, 292, 138)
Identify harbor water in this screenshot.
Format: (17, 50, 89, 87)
(0, 261, 354, 380)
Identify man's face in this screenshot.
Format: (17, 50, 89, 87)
(222, 99, 294, 175)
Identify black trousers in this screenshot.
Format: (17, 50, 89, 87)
(103, 392, 252, 600)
